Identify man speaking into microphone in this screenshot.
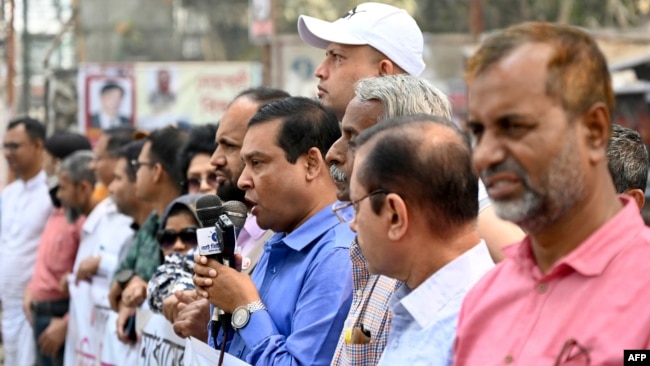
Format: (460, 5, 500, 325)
(194, 97, 354, 366)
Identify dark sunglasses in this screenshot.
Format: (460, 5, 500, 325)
(156, 227, 198, 250)
(187, 173, 218, 192)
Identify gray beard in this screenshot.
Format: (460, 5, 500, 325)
(64, 206, 83, 223)
(489, 135, 585, 234)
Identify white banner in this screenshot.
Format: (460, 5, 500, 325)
(183, 336, 251, 366)
(64, 280, 138, 366)
(137, 310, 186, 365)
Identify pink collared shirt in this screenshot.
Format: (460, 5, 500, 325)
(454, 196, 650, 366)
(28, 208, 85, 301)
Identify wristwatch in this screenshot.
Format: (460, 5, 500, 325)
(231, 301, 267, 330)
(114, 269, 134, 290)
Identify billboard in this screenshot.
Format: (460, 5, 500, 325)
(78, 62, 262, 140)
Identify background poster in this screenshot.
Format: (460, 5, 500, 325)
(78, 62, 262, 140)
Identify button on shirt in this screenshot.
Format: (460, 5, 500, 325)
(0, 171, 53, 302)
(454, 196, 650, 365)
(378, 241, 494, 366)
(226, 205, 355, 366)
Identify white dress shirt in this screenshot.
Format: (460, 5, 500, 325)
(0, 171, 53, 302)
(73, 196, 134, 306)
(377, 241, 494, 366)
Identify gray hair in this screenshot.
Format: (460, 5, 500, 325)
(607, 124, 649, 193)
(59, 150, 96, 185)
(355, 74, 452, 121)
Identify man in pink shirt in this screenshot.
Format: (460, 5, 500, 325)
(25, 133, 91, 366)
(454, 22, 650, 365)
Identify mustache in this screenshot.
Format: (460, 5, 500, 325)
(329, 164, 348, 183)
(216, 166, 233, 180)
(480, 158, 528, 181)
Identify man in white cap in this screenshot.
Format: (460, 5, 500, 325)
(298, 2, 424, 120)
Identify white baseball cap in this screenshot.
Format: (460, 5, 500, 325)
(298, 2, 425, 76)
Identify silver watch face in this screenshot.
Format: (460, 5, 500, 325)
(232, 307, 250, 328)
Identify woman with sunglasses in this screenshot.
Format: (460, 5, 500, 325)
(147, 193, 204, 313)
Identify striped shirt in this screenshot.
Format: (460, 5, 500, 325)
(331, 239, 401, 366)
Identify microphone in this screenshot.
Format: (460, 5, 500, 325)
(195, 196, 249, 347)
(195, 195, 229, 345)
(223, 200, 247, 229)
(195, 195, 225, 262)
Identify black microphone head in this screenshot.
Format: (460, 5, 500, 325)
(196, 194, 223, 227)
(223, 200, 248, 229)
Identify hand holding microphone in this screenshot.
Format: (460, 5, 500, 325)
(192, 252, 260, 314)
(192, 194, 260, 334)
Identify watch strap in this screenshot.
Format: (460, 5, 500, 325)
(246, 300, 267, 313)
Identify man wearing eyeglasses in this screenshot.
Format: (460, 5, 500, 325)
(108, 126, 186, 343)
(0, 117, 53, 366)
(346, 114, 494, 365)
(454, 22, 650, 364)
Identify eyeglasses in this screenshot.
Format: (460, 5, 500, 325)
(131, 159, 157, 171)
(332, 189, 387, 223)
(186, 173, 218, 192)
(2, 142, 22, 151)
(156, 227, 198, 250)
(554, 339, 590, 366)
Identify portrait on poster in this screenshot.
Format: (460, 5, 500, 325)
(85, 76, 135, 137)
(147, 67, 178, 114)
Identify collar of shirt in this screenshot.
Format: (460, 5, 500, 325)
(504, 195, 641, 280)
(268, 203, 347, 252)
(239, 214, 267, 247)
(142, 211, 161, 234)
(82, 196, 118, 234)
(392, 240, 493, 329)
(23, 170, 47, 190)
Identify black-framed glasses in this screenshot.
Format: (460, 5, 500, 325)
(186, 173, 218, 192)
(332, 189, 387, 223)
(554, 339, 590, 366)
(156, 227, 198, 250)
(131, 159, 157, 171)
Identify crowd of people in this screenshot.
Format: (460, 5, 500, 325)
(0, 2, 649, 366)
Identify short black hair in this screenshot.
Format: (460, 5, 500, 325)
(116, 139, 145, 182)
(607, 124, 649, 193)
(248, 97, 340, 163)
(7, 117, 46, 142)
(177, 123, 218, 194)
(147, 126, 187, 191)
(101, 82, 124, 96)
(354, 114, 478, 234)
(235, 87, 290, 106)
(103, 126, 136, 157)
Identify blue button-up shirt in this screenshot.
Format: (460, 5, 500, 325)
(377, 241, 494, 366)
(224, 204, 354, 365)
